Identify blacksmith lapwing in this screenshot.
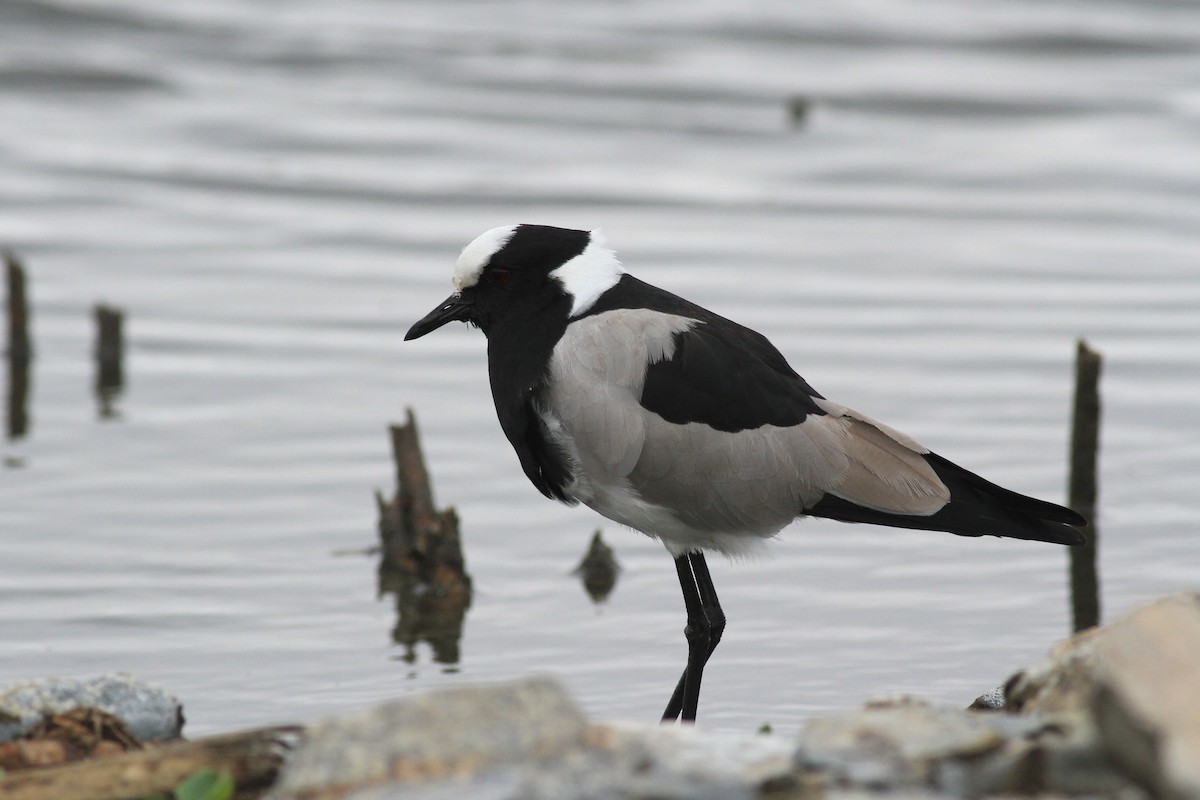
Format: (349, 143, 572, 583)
(405, 224, 1086, 723)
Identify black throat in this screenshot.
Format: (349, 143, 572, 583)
(484, 289, 576, 501)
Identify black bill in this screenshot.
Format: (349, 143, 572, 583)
(405, 292, 474, 340)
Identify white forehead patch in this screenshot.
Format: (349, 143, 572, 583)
(550, 229, 626, 318)
(452, 224, 517, 291)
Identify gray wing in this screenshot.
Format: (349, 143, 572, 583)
(543, 310, 951, 546)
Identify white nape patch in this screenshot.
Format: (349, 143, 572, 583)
(452, 224, 517, 291)
(549, 229, 626, 318)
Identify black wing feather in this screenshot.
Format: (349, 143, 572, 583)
(584, 275, 827, 432)
(808, 452, 1087, 545)
(641, 323, 825, 431)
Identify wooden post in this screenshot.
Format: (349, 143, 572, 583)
(94, 304, 124, 418)
(1068, 339, 1102, 632)
(6, 251, 31, 440)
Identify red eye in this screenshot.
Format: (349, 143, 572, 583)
(486, 268, 511, 286)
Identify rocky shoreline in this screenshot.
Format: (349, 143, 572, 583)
(3, 593, 1197, 800)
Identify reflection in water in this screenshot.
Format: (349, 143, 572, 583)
(377, 546, 471, 666)
(376, 411, 472, 665)
(573, 529, 620, 604)
(94, 304, 124, 420)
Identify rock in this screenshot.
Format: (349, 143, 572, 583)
(1006, 593, 1200, 798)
(1044, 716, 1126, 795)
(0, 707, 144, 770)
(795, 697, 1132, 797)
(496, 723, 793, 800)
(798, 699, 1008, 790)
(266, 677, 794, 800)
(269, 677, 586, 798)
(1006, 626, 1109, 715)
(968, 686, 1007, 711)
(1088, 595, 1200, 798)
(788, 594, 1200, 798)
(0, 673, 183, 743)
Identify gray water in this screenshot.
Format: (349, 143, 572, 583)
(2, 0, 1198, 737)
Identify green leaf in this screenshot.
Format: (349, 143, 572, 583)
(174, 768, 235, 800)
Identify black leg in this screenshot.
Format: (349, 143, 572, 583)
(660, 551, 725, 723)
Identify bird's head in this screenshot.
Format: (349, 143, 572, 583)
(404, 224, 625, 340)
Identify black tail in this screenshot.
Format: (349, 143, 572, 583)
(807, 452, 1087, 546)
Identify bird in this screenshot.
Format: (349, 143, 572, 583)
(404, 223, 1087, 724)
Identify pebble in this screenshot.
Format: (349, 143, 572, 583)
(0, 673, 183, 743)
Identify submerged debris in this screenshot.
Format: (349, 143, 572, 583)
(572, 529, 620, 604)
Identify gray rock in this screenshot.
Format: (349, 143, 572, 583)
(951, 709, 1132, 798)
(1006, 628, 1108, 715)
(269, 677, 587, 798)
(968, 686, 1007, 711)
(370, 725, 787, 800)
(1087, 594, 1200, 799)
(1005, 593, 1200, 798)
(795, 697, 1133, 797)
(267, 677, 795, 800)
(1036, 714, 1148, 798)
(0, 673, 183, 742)
(797, 699, 1008, 789)
(818, 791, 945, 800)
